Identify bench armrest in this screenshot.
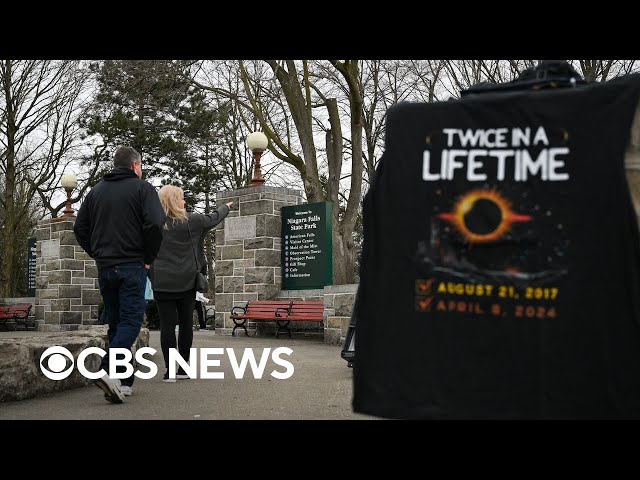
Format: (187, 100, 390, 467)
(275, 301, 293, 317)
(231, 306, 246, 316)
(274, 307, 289, 317)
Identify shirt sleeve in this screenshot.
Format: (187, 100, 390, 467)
(199, 204, 231, 232)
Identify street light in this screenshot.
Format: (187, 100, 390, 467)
(246, 131, 268, 186)
(61, 173, 77, 218)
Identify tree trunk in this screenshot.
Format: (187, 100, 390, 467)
(322, 61, 364, 285)
(325, 97, 352, 284)
(1, 61, 17, 296)
(332, 228, 357, 285)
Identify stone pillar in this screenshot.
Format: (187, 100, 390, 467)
(34, 218, 100, 331)
(214, 185, 304, 335)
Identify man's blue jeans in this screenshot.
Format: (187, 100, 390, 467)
(98, 261, 147, 387)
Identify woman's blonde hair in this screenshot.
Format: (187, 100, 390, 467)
(158, 185, 188, 224)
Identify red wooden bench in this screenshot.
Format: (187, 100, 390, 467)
(230, 301, 292, 337)
(0, 304, 34, 331)
(230, 300, 325, 338)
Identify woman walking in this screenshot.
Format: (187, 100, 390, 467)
(150, 185, 232, 382)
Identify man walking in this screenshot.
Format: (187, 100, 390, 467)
(74, 146, 165, 403)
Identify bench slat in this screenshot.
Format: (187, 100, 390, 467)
(232, 315, 290, 320)
(243, 302, 291, 305)
(229, 300, 325, 338)
(283, 317, 323, 322)
(244, 310, 286, 313)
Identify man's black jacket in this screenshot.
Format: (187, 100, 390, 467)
(73, 168, 165, 269)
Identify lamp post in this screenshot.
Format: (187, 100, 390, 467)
(61, 173, 77, 218)
(247, 131, 268, 186)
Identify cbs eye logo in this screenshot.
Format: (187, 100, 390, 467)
(39, 346, 75, 380)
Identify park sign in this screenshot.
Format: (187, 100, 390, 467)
(281, 202, 332, 290)
(27, 237, 36, 296)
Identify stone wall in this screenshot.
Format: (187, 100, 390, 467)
(275, 284, 358, 345)
(34, 218, 100, 331)
(214, 185, 304, 335)
(273, 288, 325, 338)
(322, 284, 358, 345)
(219, 284, 358, 344)
(212, 186, 358, 345)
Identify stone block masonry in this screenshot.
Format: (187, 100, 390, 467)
(278, 284, 358, 345)
(213, 186, 359, 344)
(34, 218, 101, 331)
(214, 186, 304, 336)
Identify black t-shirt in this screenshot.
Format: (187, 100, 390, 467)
(353, 73, 640, 419)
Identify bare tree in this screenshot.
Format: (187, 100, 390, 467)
(209, 61, 264, 190)
(189, 60, 365, 284)
(239, 60, 364, 285)
(187, 60, 290, 190)
(359, 60, 447, 182)
(437, 60, 640, 99)
(570, 60, 639, 82)
(0, 60, 91, 296)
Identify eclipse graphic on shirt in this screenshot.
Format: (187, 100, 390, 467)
(437, 189, 532, 243)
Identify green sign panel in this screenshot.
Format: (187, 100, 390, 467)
(281, 202, 332, 290)
(27, 237, 36, 296)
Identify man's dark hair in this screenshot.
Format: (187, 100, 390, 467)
(113, 146, 141, 168)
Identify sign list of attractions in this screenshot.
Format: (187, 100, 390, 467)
(27, 237, 36, 296)
(281, 202, 332, 290)
(285, 217, 320, 279)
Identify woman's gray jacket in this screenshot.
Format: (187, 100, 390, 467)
(150, 204, 230, 292)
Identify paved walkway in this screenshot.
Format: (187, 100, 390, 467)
(0, 330, 375, 420)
